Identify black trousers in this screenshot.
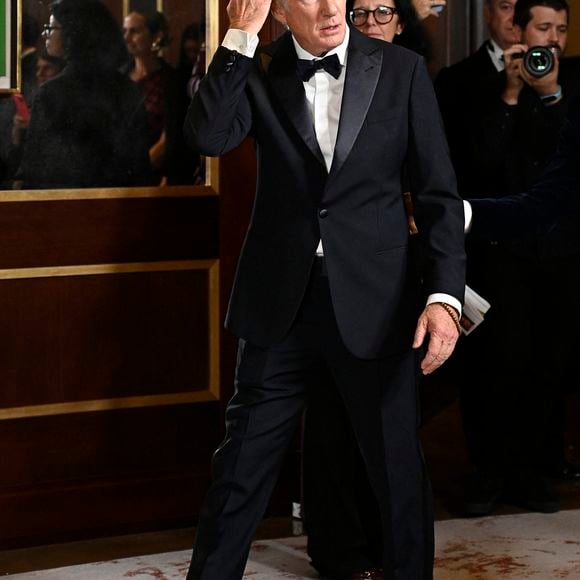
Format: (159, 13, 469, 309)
(303, 372, 384, 576)
(186, 260, 433, 580)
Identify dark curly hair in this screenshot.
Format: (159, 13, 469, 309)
(50, 0, 129, 70)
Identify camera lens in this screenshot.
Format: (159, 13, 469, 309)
(523, 46, 554, 78)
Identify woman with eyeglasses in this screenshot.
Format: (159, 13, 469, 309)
(349, 1, 411, 42)
(18, 0, 152, 189)
(348, 0, 440, 56)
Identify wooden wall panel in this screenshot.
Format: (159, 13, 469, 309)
(568, 6, 580, 57)
(0, 192, 226, 547)
(0, 404, 221, 548)
(0, 268, 211, 409)
(0, 196, 218, 269)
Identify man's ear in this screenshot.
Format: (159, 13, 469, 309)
(271, 1, 288, 27)
(514, 24, 523, 42)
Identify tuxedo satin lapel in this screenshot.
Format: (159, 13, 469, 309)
(329, 37, 382, 180)
(266, 34, 326, 167)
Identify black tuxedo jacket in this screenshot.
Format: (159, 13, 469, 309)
(435, 43, 502, 197)
(186, 28, 465, 359)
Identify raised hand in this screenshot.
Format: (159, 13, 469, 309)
(412, 0, 446, 20)
(227, 0, 273, 35)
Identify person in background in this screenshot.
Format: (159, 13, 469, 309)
(178, 22, 206, 99)
(302, 2, 448, 578)
(20, 13, 42, 106)
(3, 50, 65, 184)
(123, 10, 193, 184)
(34, 50, 65, 85)
(0, 13, 41, 186)
(18, 0, 152, 189)
(176, 22, 205, 183)
(435, 0, 580, 517)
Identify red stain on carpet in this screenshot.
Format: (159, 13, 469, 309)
(435, 541, 529, 576)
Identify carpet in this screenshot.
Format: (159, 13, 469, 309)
(434, 510, 580, 579)
(4, 510, 580, 579)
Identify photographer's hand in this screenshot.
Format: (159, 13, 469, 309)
(502, 44, 527, 105)
(523, 52, 560, 99)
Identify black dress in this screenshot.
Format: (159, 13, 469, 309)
(20, 64, 152, 189)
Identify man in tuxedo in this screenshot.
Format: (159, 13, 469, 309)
(435, 0, 580, 517)
(184, 0, 465, 579)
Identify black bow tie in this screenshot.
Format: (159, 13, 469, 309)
(296, 53, 341, 82)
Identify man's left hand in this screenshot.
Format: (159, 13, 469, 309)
(412, 303, 460, 374)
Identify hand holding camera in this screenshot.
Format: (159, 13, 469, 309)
(502, 44, 560, 105)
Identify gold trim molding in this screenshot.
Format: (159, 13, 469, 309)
(0, 391, 217, 421)
(0, 259, 220, 420)
(0, 259, 215, 280)
(0, 185, 218, 203)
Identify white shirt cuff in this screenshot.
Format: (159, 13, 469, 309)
(222, 29, 260, 57)
(463, 200, 473, 233)
(427, 293, 462, 317)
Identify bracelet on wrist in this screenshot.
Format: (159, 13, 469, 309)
(431, 302, 462, 334)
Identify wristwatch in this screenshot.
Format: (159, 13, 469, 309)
(540, 85, 562, 105)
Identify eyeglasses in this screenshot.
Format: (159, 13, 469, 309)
(42, 24, 62, 35)
(349, 6, 397, 26)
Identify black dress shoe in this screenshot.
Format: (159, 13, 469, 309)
(506, 473, 560, 513)
(462, 470, 504, 516)
(544, 461, 580, 483)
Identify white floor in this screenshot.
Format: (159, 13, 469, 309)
(4, 510, 580, 579)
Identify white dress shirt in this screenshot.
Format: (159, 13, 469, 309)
(222, 28, 462, 315)
(487, 38, 506, 73)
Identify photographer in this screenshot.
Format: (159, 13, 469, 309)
(435, 0, 580, 518)
(502, 43, 561, 106)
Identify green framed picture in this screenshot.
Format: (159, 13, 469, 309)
(0, 0, 19, 92)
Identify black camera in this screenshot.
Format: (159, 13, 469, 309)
(514, 46, 555, 78)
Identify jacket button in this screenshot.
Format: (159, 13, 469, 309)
(225, 51, 238, 67)
(319, 208, 328, 218)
